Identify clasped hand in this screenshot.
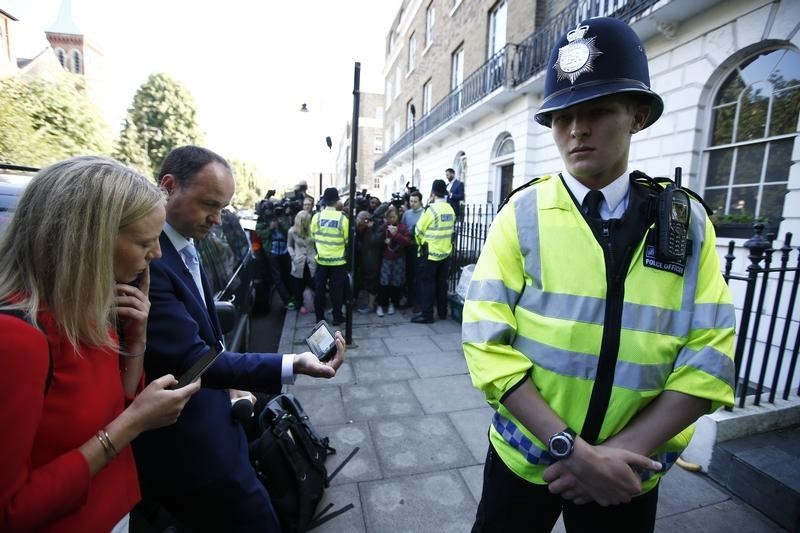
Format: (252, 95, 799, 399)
(542, 441, 661, 506)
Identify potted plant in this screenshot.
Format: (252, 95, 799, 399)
(710, 213, 780, 239)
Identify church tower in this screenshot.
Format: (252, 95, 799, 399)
(44, 0, 105, 104)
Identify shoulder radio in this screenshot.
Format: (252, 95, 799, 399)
(656, 167, 691, 261)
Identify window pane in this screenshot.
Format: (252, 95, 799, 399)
(706, 149, 733, 186)
(716, 71, 745, 105)
(770, 86, 799, 136)
(760, 184, 787, 219)
(739, 49, 783, 86)
(736, 82, 771, 142)
(729, 185, 759, 217)
(732, 144, 764, 184)
(704, 189, 728, 216)
(711, 104, 735, 145)
(765, 139, 793, 182)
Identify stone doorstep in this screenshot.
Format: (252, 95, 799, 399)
(682, 395, 800, 472)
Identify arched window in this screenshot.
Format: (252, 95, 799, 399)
(71, 50, 82, 74)
(703, 48, 799, 224)
(454, 151, 467, 184)
(494, 134, 514, 158)
(55, 48, 66, 67)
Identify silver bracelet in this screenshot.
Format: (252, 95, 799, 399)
(121, 344, 146, 357)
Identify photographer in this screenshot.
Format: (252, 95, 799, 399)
(376, 206, 410, 316)
(256, 197, 295, 309)
(402, 190, 424, 312)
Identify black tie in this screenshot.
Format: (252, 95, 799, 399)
(583, 190, 604, 220)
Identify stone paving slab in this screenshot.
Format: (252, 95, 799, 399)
(409, 374, 488, 413)
(458, 464, 484, 505)
(288, 385, 348, 425)
(317, 421, 383, 486)
(369, 414, 477, 478)
(406, 349, 470, 378)
(427, 320, 463, 334)
(344, 337, 389, 358)
(341, 381, 424, 422)
(360, 471, 476, 533)
(351, 356, 419, 383)
(654, 498, 786, 532)
(448, 406, 494, 463)
(656, 467, 730, 518)
(385, 323, 438, 337)
(431, 332, 464, 351)
(311, 482, 366, 533)
(384, 335, 440, 356)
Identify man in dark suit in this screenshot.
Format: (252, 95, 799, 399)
(445, 167, 464, 218)
(132, 146, 345, 532)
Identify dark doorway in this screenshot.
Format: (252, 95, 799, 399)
(499, 164, 514, 204)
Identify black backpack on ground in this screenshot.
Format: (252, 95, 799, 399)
(247, 393, 356, 533)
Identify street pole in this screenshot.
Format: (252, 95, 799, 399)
(345, 62, 361, 346)
(410, 104, 416, 185)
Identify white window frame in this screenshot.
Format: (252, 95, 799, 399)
(488, 1, 507, 58)
(408, 33, 416, 73)
(425, 4, 435, 49)
(422, 80, 432, 115)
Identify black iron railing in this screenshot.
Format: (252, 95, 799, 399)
(723, 227, 800, 408)
(448, 203, 497, 293)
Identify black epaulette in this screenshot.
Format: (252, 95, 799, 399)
(630, 170, 713, 216)
(496, 176, 547, 213)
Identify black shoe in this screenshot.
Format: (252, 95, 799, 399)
(411, 315, 434, 324)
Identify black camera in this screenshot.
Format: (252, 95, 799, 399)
(354, 189, 371, 213)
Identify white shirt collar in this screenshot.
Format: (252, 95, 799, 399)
(163, 222, 193, 255)
(561, 170, 630, 219)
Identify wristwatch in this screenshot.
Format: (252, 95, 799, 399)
(547, 427, 577, 460)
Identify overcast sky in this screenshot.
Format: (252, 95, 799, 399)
(4, 0, 398, 188)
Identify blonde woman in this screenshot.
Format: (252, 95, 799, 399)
(0, 157, 199, 532)
(287, 210, 317, 314)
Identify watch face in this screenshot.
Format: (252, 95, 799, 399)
(551, 436, 570, 455)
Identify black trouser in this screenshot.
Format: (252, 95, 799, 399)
(415, 255, 449, 320)
(314, 264, 346, 322)
(268, 253, 291, 305)
(472, 445, 659, 533)
(378, 285, 402, 307)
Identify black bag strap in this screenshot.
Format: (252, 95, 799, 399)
(0, 309, 53, 395)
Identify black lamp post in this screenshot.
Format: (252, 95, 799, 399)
(410, 104, 416, 185)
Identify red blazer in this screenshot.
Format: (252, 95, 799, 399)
(0, 311, 139, 532)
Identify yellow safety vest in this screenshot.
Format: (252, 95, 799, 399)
(311, 208, 348, 266)
(415, 200, 455, 261)
(462, 174, 735, 492)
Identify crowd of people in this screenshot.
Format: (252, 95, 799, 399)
(252, 169, 462, 326)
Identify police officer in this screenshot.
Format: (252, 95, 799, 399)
(463, 17, 735, 532)
(411, 179, 455, 324)
(311, 187, 348, 325)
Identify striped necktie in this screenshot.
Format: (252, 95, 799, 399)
(181, 242, 205, 301)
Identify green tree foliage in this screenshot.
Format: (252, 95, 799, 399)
(114, 73, 204, 179)
(0, 75, 111, 167)
(230, 158, 268, 210)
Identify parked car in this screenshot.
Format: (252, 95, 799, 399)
(0, 164, 257, 351)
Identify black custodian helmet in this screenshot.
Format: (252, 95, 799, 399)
(534, 17, 663, 129)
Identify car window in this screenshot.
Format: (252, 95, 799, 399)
(0, 174, 34, 235)
(197, 211, 248, 295)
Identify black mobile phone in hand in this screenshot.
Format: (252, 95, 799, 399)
(305, 320, 337, 362)
(170, 346, 221, 389)
(657, 167, 691, 261)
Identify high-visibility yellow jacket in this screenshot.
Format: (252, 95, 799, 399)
(415, 200, 455, 261)
(310, 207, 348, 266)
(462, 174, 735, 492)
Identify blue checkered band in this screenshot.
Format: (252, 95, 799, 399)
(493, 412, 680, 481)
(492, 412, 555, 466)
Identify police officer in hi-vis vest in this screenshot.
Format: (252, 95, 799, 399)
(311, 187, 349, 325)
(463, 17, 734, 532)
(411, 179, 455, 324)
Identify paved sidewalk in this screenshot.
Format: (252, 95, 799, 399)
(280, 307, 788, 533)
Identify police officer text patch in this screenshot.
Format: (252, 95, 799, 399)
(644, 244, 685, 276)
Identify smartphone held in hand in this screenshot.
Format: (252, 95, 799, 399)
(305, 320, 337, 362)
